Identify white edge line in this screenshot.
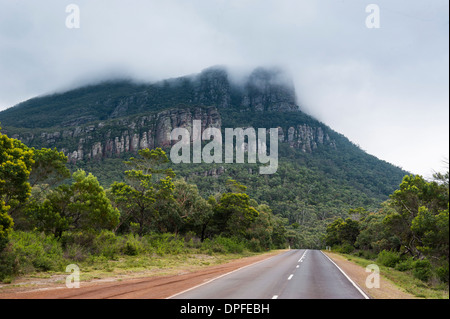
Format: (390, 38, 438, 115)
(166, 252, 284, 299)
(320, 251, 370, 299)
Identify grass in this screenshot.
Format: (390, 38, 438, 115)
(336, 252, 449, 299)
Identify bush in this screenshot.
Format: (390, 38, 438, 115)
(395, 257, 414, 271)
(357, 250, 377, 260)
(377, 250, 401, 268)
(144, 233, 186, 255)
(247, 238, 262, 252)
(332, 244, 355, 254)
(93, 230, 121, 258)
(63, 243, 89, 262)
(436, 263, 449, 284)
(413, 259, 432, 282)
(202, 236, 246, 254)
(61, 231, 96, 252)
(2, 231, 64, 277)
(123, 234, 143, 256)
(0, 244, 18, 282)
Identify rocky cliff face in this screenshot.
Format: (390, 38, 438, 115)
(278, 125, 336, 153)
(10, 107, 222, 163)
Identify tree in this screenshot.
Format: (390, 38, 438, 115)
(0, 128, 34, 246)
(246, 204, 273, 250)
(164, 179, 214, 239)
(11, 147, 71, 227)
(325, 217, 360, 247)
(0, 128, 34, 213)
(25, 170, 119, 237)
(110, 148, 175, 235)
(69, 170, 120, 231)
(411, 206, 449, 260)
(28, 147, 70, 189)
(213, 192, 259, 237)
(225, 179, 247, 193)
(385, 174, 448, 258)
(355, 207, 400, 253)
(0, 203, 13, 249)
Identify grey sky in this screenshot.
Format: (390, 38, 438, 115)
(0, 0, 448, 177)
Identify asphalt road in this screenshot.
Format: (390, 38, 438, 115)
(170, 249, 368, 299)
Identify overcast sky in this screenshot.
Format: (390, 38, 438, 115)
(0, 0, 448, 177)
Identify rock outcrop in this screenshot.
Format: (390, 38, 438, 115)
(277, 125, 336, 153)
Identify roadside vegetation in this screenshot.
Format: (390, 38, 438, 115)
(0, 129, 288, 283)
(0, 230, 271, 285)
(324, 169, 449, 298)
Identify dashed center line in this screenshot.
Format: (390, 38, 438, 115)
(298, 249, 308, 263)
(273, 250, 309, 299)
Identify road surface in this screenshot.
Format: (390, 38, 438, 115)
(170, 249, 368, 299)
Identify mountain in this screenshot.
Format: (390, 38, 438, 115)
(0, 66, 408, 246)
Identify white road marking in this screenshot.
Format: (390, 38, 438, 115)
(320, 251, 370, 299)
(296, 265, 299, 268)
(288, 274, 294, 280)
(272, 295, 278, 299)
(298, 249, 308, 263)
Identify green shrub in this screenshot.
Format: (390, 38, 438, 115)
(144, 233, 186, 255)
(0, 244, 18, 282)
(208, 236, 246, 254)
(5, 231, 64, 275)
(123, 234, 143, 256)
(93, 230, 121, 258)
(61, 231, 97, 249)
(413, 259, 432, 282)
(436, 263, 449, 284)
(358, 250, 377, 260)
(377, 250, 401, 268)
(63, 243, 89, 262)
(247, 238, 262, 252)
(395, 257, 414, 271)
(338, 244, 355, 254)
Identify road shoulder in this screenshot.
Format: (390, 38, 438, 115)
(323, 251, 417, 299)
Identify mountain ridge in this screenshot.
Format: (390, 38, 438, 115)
(0, 66, 300, 129)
